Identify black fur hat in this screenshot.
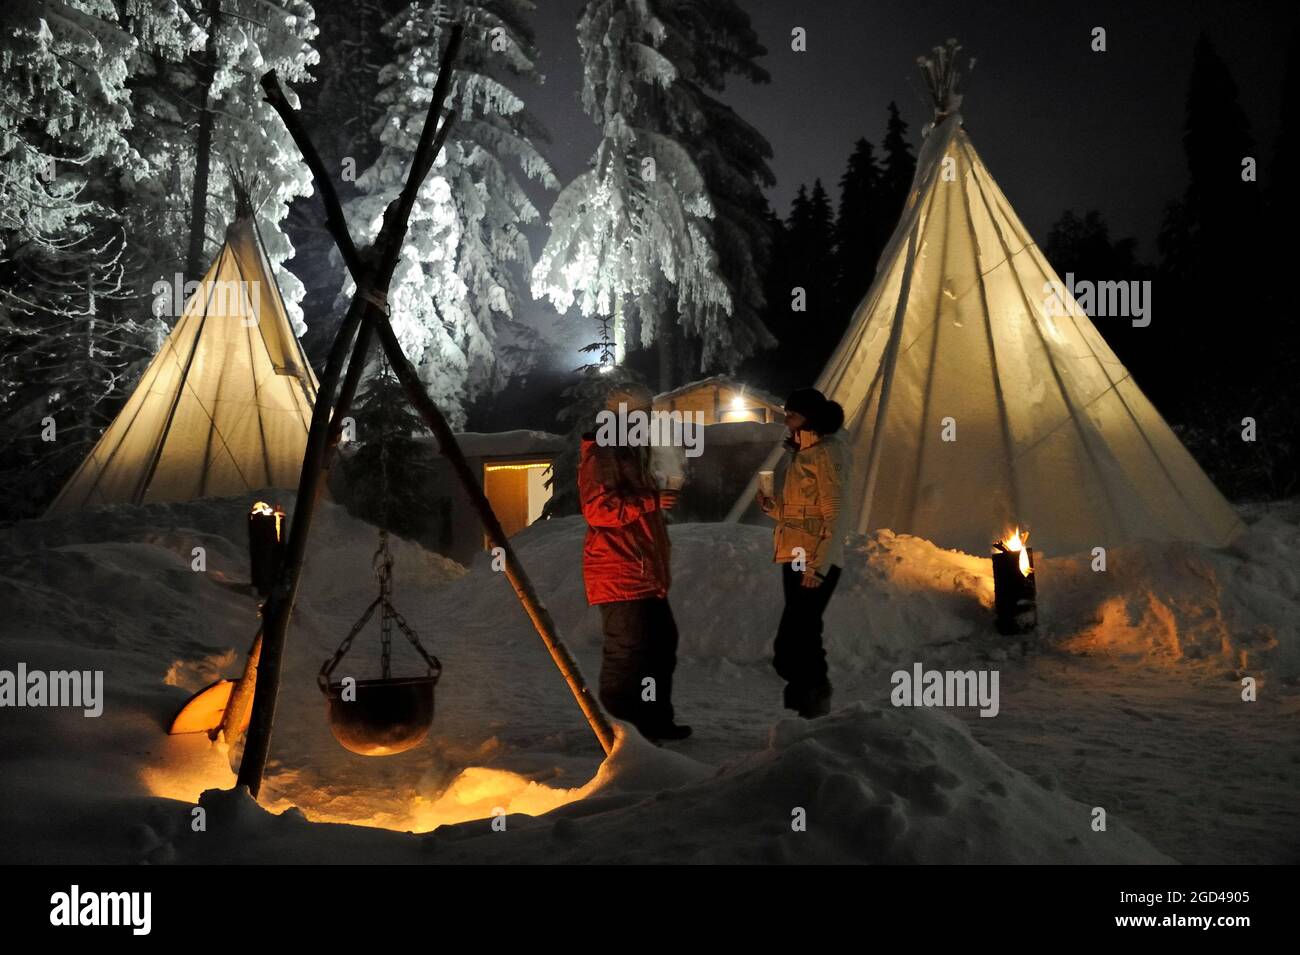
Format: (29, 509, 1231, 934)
(784, 388, 844, 435)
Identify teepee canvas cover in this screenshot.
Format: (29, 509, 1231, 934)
(48, 218, 318, 513)
(739, 112, 1241, 556)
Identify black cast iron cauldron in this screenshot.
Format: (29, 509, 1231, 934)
(322, 674, 438, 756)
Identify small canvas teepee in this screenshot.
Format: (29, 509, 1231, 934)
(734, 43, 1242, 556)
(47, 217, 318, 513)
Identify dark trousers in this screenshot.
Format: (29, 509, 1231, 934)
(773, 563, 842, 707)
(598, 597, 679, 730)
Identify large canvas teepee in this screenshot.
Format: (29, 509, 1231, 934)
(735, 55, 1242, 556)
(47, 218, 318, 513)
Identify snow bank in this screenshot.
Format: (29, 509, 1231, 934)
(162, 705, 1170, 864)
(3, 491, 1294, 864)
(0, 493, 467, 862)
(446, 517, 991, 671)
(454, 509, 1300, 678)
(1034, 506, 1300, 676)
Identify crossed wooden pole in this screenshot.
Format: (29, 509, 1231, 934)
(234, 24, 615, 798)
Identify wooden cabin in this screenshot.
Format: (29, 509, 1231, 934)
(448, 431, 561, 552)
(654, 376, 784, 425)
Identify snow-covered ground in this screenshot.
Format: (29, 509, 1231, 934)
(1, 494, 1297, 863)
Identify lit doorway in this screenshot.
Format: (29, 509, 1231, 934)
(482, 459, 553, 545)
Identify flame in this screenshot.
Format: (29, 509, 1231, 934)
(251, 500, 285, 541)
(999, 526, 1032, 577)
(141, 756, 591, 834)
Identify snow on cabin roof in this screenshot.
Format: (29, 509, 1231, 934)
(414, 429, 565, 459)
(654, 375, 784, 410)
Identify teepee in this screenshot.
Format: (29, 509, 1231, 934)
(47, 216, 318, 513)
(734, 43, 1242, 556)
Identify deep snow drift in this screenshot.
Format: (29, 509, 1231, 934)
(1, 493, 1297, 863)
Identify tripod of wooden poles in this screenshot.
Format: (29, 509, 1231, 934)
(226, 24, 614, 799)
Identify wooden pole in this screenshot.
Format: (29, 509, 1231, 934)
(271, 50, 615, 757)
(369, 312, 616, 755)
(237, 25, 613, 797)
(216, 628, 260, 742)
(236, 27, 466, 796)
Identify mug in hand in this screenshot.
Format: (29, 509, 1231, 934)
(757, 470, 775, 498)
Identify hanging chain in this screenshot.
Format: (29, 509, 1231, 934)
(376, 531, 394, 680)
(318, 596, 381, 691)
(317, 364, 442, 694)
(377, 362, 395, 679)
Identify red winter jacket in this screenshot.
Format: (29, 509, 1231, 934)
(578, 436, 672, 605)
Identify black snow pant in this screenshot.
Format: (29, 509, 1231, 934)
(772, 563, 842, 712)
(598, 597, 679, 732)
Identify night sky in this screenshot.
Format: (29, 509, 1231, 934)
(523, 0, 1290, 254)
(511, 0, 1292, 355)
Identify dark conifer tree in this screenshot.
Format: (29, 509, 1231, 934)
(1043, 209, 1150, 376)
(1158, 34, 1264, 394)
(833, 137, 882, 317)
(1267, 31, 1300, 396)
(878, 102, 916, 243)
(805, 178, 840, 355)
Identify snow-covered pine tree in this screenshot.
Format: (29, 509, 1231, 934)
(183, 0, 319, 334)
(650, 0, 775, 383)
(303, 0, 408, 185)
(0, 223, 153, 517)
(0, 1, 130, 220)
(115, 0, 207, 303)
(0, 0, 154, 516)
(341, 0, 556, 427)
(1, 0, 135, 291)
(531, 0, 774, 382)
(77, 2, 318, 338)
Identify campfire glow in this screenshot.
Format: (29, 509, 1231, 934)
(140, 754, 593, 833)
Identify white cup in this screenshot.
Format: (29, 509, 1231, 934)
(757, 470, 775, 498)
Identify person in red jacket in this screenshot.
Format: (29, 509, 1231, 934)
(579, 384, 691, 743)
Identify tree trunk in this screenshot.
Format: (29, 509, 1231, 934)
(187, 0, 223, 277)
(84, 269, 95, 439)
(656, 315, 674, 392)
(613, 298, 626, 365)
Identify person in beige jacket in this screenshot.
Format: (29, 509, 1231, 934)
(756, 388, 850, 717)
